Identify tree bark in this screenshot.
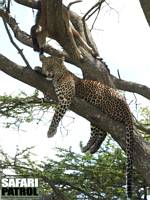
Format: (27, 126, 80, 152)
(0, 0, 150, 186)
(139, 0, 150, 27)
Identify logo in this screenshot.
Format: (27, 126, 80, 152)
(1, 178, 39, 199)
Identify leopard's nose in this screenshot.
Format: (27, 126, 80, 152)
(47, 72, 54, 78)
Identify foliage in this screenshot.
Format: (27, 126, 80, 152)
(135, 107, 150, 140)
(0, 90, 52, 129)
(139, 107, 150, 125)
(0, 140, 148, 200)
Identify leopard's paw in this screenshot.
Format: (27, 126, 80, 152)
(80, 141, 90, 153)
(47, 127, 57, 138)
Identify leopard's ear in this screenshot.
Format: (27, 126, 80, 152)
(57, 55, 65, 64)
(58, 55, 65, 62)
(39, 55, 47, 62)
(40, 55, 52, 64)
(61, 56, 65, 61)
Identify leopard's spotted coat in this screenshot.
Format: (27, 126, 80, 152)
(41, 56, 133, 199)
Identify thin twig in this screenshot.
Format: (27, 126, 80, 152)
(2, 19, 31, 68)
(105, 1, 120, 23)
(117, 69, 121, 80)
(67, 0, 82, 9)
(6, 0, 11, 12)
(85, 4, 100, 21)
(133, 93, 138, 113)
(82, 0, 105, 21)
(90, 5, 101, 31)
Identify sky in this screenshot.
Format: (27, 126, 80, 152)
(0, 0, 150, 162)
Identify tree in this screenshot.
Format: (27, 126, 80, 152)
(0, 142, 149, 199)
(0, 0, 150, 191)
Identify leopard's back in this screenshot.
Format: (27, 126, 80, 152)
(76, 79, 132, 124)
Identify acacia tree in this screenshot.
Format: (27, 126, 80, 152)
(0, 144, 148, 200)
(0, 0, 150, 188)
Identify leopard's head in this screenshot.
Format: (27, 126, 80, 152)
(40, 55, 66, 80)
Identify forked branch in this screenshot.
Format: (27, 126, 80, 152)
(82, 0, 105, 21)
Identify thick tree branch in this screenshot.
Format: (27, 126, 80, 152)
(0, 53, 150, 184)
(14, 0, 39, 9)
(112, 76, 150, 101)
(0, 53, 56, 98)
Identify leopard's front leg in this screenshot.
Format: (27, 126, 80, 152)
(47, 80, 75, 138)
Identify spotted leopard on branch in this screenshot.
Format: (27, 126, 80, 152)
(40, 55, 134, 200)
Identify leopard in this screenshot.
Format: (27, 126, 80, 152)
(40, 55, 134, 200)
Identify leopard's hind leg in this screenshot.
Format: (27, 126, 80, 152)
(81, 124, 107, 154)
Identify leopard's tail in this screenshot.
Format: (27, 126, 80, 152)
(125, 122, 133, 200)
